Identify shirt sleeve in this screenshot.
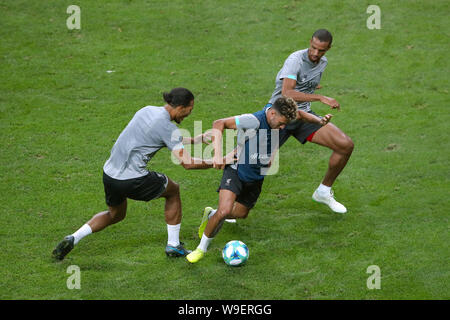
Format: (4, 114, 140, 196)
(159, 122, 184, 151)
(278, 54, 301, 81)
(235, 114, 260, 130)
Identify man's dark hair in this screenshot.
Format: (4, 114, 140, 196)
(312, 29, 333, 46)
(163, 87, 194, 107)
(272, 96, 297, 121)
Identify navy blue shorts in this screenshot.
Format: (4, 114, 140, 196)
(218, 166, 263, 209)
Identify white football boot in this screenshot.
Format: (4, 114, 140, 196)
(312, 189, 347, 214)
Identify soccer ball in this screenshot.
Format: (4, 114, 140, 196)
(222, 240, 249, 266)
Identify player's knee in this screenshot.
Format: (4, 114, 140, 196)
(113, 214, 126, 224)
(110, 210, 126, 224)
(344, 137, 354, 155)
(238, 210, 250, 219)
(172, 181, 180, 194)
(108, 201, 127, 224)
(166, 180, 180, 197)
(337, 136, 354, 156)
(217, 208, 232, 219)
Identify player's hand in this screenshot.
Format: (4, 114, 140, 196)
(202, 129, 213, 145)
(223, 149, 237, 165)
(213, 155, 225, 170)
(320, 96, 340, 110)
(320, 114, 332, 126)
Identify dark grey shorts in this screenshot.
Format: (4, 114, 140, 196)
(218, 166, 263, 209)
(279, 110, 322, 146)
(103, 171, 168, 207)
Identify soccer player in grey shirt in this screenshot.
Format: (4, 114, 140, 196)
(268, 29, 354, 213)
(52, 88, 229, 260)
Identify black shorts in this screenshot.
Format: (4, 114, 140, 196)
(218, 166, 263, 209)
(103, 171, 168, 207)
(279, 110, 322, 146)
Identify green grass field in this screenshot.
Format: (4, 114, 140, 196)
(0, 0, 448, 300)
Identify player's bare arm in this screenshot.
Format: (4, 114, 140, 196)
(281, 78, 340, 110)
(297, 109, 333, 126)
(211, 117, 237, 169)
(175, 138, 234, 170)
(172, 148, 213, 169)
(182, 130, 213, 145)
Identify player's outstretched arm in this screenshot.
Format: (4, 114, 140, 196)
(319, 95, 340, 110)
(281, 78, 340, 110)
(297, 110, 332, 126)
(182, 130, 213, 145)
(171, 148, 213, 170)
(171, 146, 233, 170)
(282, 78, 323, 103)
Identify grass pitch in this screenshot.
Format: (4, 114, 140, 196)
(0, 0, 448, 299)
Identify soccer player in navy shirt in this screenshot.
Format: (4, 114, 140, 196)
(187, 97, 331, 263)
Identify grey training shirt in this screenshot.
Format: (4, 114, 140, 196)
(269, 48, 328, 112)
(103, 106, 184, 180)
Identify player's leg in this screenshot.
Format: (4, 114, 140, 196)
(187, 189, 237, 263)
(83, 171, 129, 235)
(159, 178, 182, 225)
(223, 202, 250, 223)
(52, 174, 128, 261)
(206, 189, 237, 237)
(52, 201, 127, 261)
(197, 165, 242, 238)
(310, 123, 354, 187)
(87, 200, 128, 232)
(310, 123, 354, 213)
(229, 202, 251, 219)
(197, 173, 261, 238)
(159, 177, 191, 257)
(197, 201, 250, 238)
(210, 178, 261, 224)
